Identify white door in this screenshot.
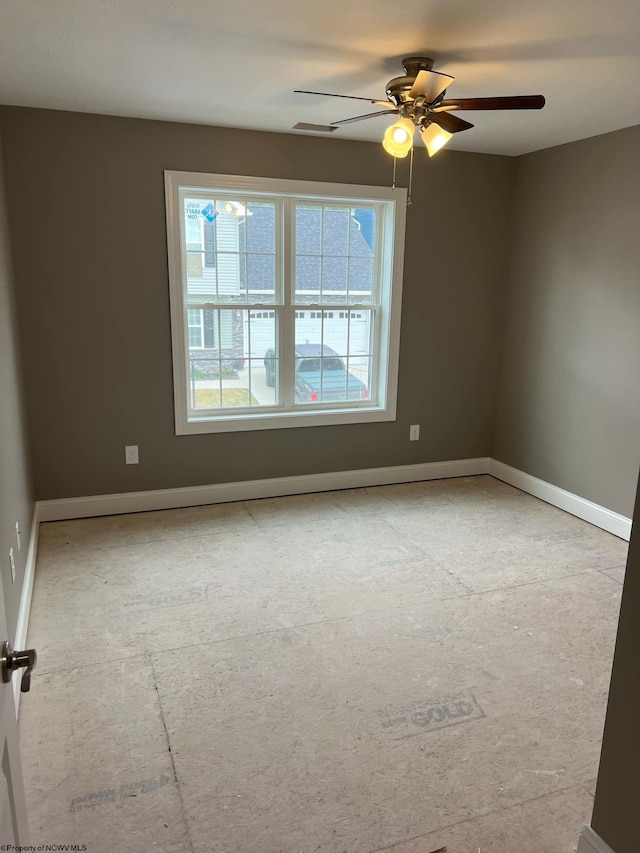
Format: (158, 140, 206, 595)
(0, 573, 29, 845)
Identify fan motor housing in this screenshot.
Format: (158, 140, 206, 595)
(401, 56, 434, 77)
(385, 77, 416, 105)
(386, 56, 436, 106)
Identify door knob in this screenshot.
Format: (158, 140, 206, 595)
(1, 641, 37, 692)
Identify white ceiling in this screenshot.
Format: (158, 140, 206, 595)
(1, 0, 639, 156)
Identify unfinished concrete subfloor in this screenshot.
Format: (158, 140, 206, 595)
(18, 475, 627, 852)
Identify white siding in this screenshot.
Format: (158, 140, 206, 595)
(216, 215, 241, 299)
(186, 215, 240, 302)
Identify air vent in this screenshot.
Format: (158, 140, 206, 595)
(293, 122, 337, 133)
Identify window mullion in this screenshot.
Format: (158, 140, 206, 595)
(216, 309, 222, 405)
(346, 204, 352, 304)
(246, 306, 252, 406)
(319, 205, 324, 305)
(281, 198, 294, 409)
(214, 206, 220, 301)
(346, 308, 351, 397)
(371, 203, 385, 400)
(372, 202, 383, 304)
(369, 305, 378, 400)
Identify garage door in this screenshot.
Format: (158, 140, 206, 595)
(246, 310, 370, 358)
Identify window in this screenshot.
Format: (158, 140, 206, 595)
(165, 171, 406, 434)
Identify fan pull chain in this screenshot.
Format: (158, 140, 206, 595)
(392, 156, 397, 190)
(407, 146, 414, 206)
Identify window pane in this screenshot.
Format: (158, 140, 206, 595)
(216, 248, 244, 301)
(203, 309, 216, 348)
(296, 205, 322, 254)
(246, 254, 276, 303)
(322, 207, 350, 256)
(186, 252, 204, 279)
(203, 220, 216, 268)
(187, 308, 203, 349)
(294, 312, 371, 404)
(321, 256, 348, 304)
(246, 309, 276, 358)
(249, 357, 277, 407)
(348, 310, 373, 356)
(295, 310, 373, 358)
(346, 356, 373, 399)
(351, 208, 376, 254)
(184, 198, 215, 303)
(245, 201, 277, 303)
(184, 198, 277, 304)
(247, 202, 275, 253)
(188, 309, 279, 411)
(294, 204, 376, 306)
(246, 309, 278, 406)
(295, 312, 321, 350)
(184, 200, 204, 245)
(295, 255, 321, 304)
(348, 257, 374, 303)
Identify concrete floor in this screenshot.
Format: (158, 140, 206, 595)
(18, 475, 628, 852)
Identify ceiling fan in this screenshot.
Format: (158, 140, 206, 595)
(295, 56, 545, 158)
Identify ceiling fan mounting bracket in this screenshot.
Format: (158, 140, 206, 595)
(401, 56, 434, 76)
(387, 57, 441, 106)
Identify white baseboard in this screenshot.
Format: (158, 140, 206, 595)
(37, 457, 491, 521)
(577, 826, 617, 853)
(13, 506, 39, 714)
(36, 458, 633, 542)
(489, 460, 632, 541)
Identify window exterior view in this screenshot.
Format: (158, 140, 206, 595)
(165, 172, 406, 434)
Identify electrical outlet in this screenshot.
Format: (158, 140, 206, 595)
(125, 445, 139, 465)
(9, 547, 15, 583)
(409, 424, 420, 441)
(15, 521, 21, 551)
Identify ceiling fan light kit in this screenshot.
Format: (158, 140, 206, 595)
(420, 122, 453, 157)
(382, 117, 414, 158)
(295, 56, 545, 201)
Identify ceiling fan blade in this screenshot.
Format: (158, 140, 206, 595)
(431, 112, 474, 134)
(331, 109, 399, 126)
(438, 95, 546, 111)
(294, 90, 394, 107)
(408, 70, 455, 103)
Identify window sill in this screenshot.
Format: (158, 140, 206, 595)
(176, 404, 396, 435)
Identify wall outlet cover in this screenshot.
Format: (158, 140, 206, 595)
(125, 445, 139, 465)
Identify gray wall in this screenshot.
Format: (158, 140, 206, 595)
(0, 107, 514, 501)
(493, 126, 640, 517)
(0, 129, 34, 641)
(591, 473, 640, 853)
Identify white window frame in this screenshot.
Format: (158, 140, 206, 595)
(165, 170, 407, 435)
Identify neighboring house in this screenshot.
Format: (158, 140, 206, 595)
(185, 201, 375, 377)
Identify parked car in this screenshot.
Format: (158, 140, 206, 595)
(264, 344, 368, 403)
